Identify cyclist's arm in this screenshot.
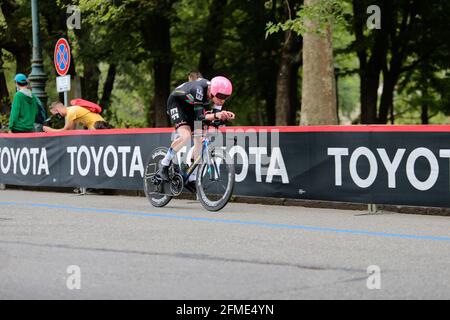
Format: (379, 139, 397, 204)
(191, 84, 230, 122)
(209, 104, 235, 121)
(203, 110, 228, 122)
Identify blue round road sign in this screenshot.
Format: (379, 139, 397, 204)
(54, 38, 71, 76)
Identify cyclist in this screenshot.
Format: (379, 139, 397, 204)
(156, 76, 235, 184)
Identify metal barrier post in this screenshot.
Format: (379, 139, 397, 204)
(368, 203, 378, 214)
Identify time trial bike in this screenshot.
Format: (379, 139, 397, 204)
(143, 119, 236, 212)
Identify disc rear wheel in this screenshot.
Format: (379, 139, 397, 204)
(143, 147, 173, 207)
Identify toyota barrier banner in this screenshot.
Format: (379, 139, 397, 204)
(1, 126, 450, 208)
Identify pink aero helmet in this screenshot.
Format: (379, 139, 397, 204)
(210, 76, 232, 100)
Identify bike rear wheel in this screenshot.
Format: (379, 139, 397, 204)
(196, 150, 235, 212)
(143, 147, 173, 207)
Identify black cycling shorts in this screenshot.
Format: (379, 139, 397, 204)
(167, 95, 196, 131)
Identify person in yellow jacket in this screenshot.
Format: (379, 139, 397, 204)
(43, 101, 111, 132)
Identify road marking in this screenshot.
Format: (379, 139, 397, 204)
(1, 201, 450, 242)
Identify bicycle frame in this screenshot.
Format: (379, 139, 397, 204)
(180, 125, 218, 183)
(146, 119, 235, 211)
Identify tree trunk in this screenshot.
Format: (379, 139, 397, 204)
(255, 1, 278, 126)
(0, 53, 11, 115)
(389, 100, 395, 124)
(359, 66, 382, 124)
(14, 47, 31, 75)
(300, 0, 337, 125)
(289, 62, 301, 123)
(198, 0, 228, 78)
(378, 70, 398, 124)
(73, 23, 100, 103)
(420, 80, 430, 124)
(150, 59, 172, 127)
(352, 0, 390, 124)
(141, 12, 173, 127)
(40, 0, 70, 56)
(100, 64, 117, 113)
(81, 60, 100, 103)
(421, 105, 428, 124)
(378, 2, 415, 124)
(275, 30, 302, 126)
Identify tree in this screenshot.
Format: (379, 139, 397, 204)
(349, 0, 450, 124)
(0, 0, 32, 74)
(351, 0, 388, 124)
(79, 0, 178, 127)
(198, 0, 228, 79)
(99, 63, 116, 115)
(275, 0, 302, 126)
(3, 0, 448, 128)
(140, 1, 175, 127)
(266, 0, 341, 125)
(230, 0, 284, 126)
(0, 51, 10, 114)
(0, 0, 33, 115)
(300, 0, 337, 125)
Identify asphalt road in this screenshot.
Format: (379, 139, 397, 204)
(0, 189, 449, 300)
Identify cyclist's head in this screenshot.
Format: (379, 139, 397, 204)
(210, 76, 232, 103)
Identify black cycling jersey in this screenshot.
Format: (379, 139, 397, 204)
(171, 78, 210, 109)
(167, 78, 212, 130)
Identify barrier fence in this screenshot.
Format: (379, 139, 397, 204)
(1, 125, 450, 208)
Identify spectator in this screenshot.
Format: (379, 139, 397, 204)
(188, 70, 203, 81)
(9, 73, 45, 133)
(42, 101, 112, 195)
(43, 101, 111, 132)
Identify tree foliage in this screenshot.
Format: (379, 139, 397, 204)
(0, 0, 450, 127)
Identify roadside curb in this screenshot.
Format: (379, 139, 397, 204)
(2, 185, 450, 217)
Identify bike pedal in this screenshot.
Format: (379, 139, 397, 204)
(151, 176, 163, 185)
(156, 182, 164, 192)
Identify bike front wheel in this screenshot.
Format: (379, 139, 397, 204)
(196, 150, 235, 212)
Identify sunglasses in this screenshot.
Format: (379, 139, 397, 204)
(213, 93, 231, 100)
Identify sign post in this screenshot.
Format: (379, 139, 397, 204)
(54, 38, 71, 106)
(54, 38, 85, 194)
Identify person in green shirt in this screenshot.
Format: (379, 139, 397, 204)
(8, 73, 45, 133)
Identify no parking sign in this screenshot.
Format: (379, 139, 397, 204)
(54, 38, 71, 105)
(54, 38, 71, 76)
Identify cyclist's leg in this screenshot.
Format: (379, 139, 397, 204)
(167, 98, 194, 152)
(173, 125, 193, 152)
(157, 99, 191, 180)
(158, 125, 192, 178)
(188, 122, 202, 182)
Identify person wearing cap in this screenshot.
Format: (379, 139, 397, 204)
(8, 73, 46, 133)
